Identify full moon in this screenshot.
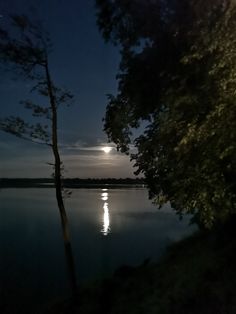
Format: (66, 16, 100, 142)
(102, 146, 112, 154)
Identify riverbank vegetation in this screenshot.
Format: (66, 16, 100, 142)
(44, 220, 236, 314)
(96, 0, 236, 228)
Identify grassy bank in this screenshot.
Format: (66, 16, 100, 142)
(44, 222, 236, 314)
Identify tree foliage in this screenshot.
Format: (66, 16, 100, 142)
(96, 0, 236, 227)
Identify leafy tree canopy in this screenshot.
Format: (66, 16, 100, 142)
(96, 0, 236, 227)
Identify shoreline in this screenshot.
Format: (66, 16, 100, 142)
(41, 223, 236, 314)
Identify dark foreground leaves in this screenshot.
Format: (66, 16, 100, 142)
(43, 221, 236, 314)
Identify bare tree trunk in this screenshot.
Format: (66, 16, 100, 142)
(45, 59, 78, 298)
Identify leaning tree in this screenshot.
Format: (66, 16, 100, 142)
(0, 15, 77, 294)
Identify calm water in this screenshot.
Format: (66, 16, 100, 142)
(0, 188, 195, 310)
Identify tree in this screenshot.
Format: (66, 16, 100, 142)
(0, 15, 77, 295)
(96, 0, 236, 227)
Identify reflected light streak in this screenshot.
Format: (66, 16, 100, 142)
(102, 202, 110, 236)
(101, 192, 108, 201)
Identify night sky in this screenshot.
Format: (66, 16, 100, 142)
(0, 0, 136, 178)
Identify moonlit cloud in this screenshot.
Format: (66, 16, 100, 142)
(62, 152, 137, 178)
(61, 138, 137, 155)
(62, 138, 116, 153)
(102, 146, 112, 153)
(0, 135, 137, 178)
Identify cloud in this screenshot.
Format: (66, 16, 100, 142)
(61, 137, 137, 154)
(61, 150, 137, 178)
(61, 137, 117, 153)
(0, 138, 137, 178)
(0, 133, 138, 178)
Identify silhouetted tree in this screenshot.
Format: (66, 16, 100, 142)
(0, 15, 77, 296)
(96, 0, 236, 227)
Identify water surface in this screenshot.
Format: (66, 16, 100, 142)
(0, 188, 195, 310)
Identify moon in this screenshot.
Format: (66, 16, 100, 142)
(102, 146, 112, 154)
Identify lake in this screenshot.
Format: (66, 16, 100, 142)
(0, 188, 195, 312)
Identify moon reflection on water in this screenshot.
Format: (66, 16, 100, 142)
(101, 189, 110, 236)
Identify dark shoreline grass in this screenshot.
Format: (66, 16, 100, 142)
(42, 221, 236, 314)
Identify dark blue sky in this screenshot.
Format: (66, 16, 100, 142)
(0, 0, 137, 178)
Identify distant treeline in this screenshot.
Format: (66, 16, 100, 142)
(0, 178, 145, 188)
